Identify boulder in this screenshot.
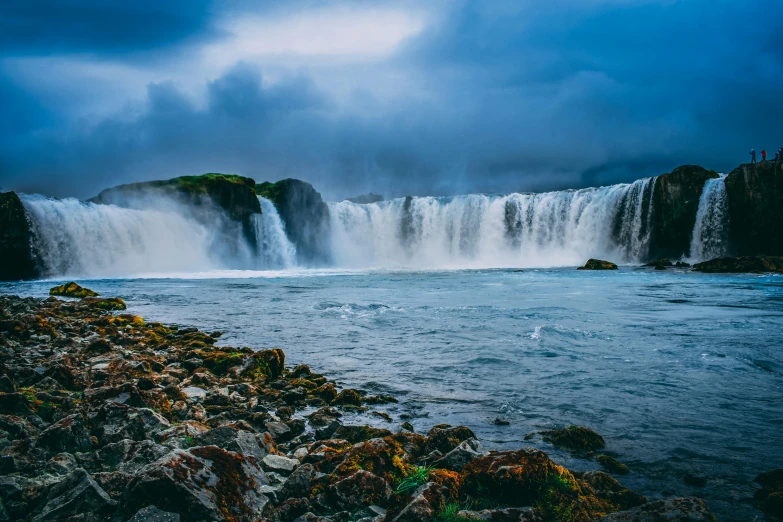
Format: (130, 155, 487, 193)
(542, 425, 606, 452)
(0, 191, 38, 281)
(725, 161, 783, 256)
(423, 425, 477, 455)
(192, 425, 266, 461)
(262, 454, 300, 474)
(37, 414, 93, 454)
(578, 259, 618, 270)
(432, 438, 487, 472)
(597, 497, 715, 521)
(333, 425, 392, 444)
(279, 463, 320, 499)
(754, 468, 783, 519)
(118, 446, 270, 522)
(597, 454, 630, 475)
(325, 470, 392, 511)
(693, 256, 783, 274)
(648, 165, 719, 260)
(49, 282, 99, 298)
(389, 482, 447, 522)
(32, 468, 118, 521)
(457, 507, 541, 521)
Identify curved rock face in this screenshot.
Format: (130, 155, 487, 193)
(0, 191, 38, 281)
(257, 179, 331, 265)
(725, 161, 783, 256)
(648, 165, 719, 260)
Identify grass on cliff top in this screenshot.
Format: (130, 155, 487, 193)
(155, 173, 256, 194)
(255, 180, 285, 203)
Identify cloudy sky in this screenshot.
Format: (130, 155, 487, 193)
(1, 0, 781, 200)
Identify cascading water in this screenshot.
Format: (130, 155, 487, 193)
(328, 177, 657, 268)
(688, 175, 729, 262)
(252, 197, 296, 269)
(22, 195, 218, 277)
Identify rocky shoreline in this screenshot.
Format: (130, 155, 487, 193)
(0, 285, 738, 522)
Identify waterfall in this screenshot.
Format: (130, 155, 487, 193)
(252, 197, 296, 269)
(689, 175, 729, 262)
(22, 195, 217, 277)
(328, 177, 657, 268)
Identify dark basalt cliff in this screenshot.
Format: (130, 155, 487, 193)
(725, 161, 783, 256)
(0, 192, 38, 281)
(91, 173, 262, 223)
(257, 179, 332, 265)
(648, 165, 719, 260)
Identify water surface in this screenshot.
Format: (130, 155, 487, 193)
(3, 267, 781, 520)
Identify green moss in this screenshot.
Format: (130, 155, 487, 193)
(139, 173, 255, 196)
(255, 181, 285, 204)
(49, 282, 99, 298)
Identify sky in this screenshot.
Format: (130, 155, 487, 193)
(1, 0, 782, 200)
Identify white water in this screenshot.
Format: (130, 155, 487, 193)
(689, 175, 729, 262)
(253, 197, 296, 269)
(22, 195, 216, 277)
(328, 178, 656, 268)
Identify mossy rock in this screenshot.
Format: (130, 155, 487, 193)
(597, 455, 629, 475)
(423, 424, 476, 455)
(644, 259, 673, 268)
(693, 256, 783, 274)
(82, 297, 127, 311)
(542, 425, 606, 452)
(333, 389, 363, 406)
(50, 282, 99, 298)
(577, 259, 618, 270)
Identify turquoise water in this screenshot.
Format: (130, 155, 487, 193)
(3, 267, 781, 519)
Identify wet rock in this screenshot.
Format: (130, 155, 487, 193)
(578, 259, 618, 270)
(263, 454, 299, 474)
(84, 383, 145, 408)
(192, 425, 267, 461)
(81, 296, 128, 310)
(44, 453, 79, 475)
(693, 256, 783, 274)
(725, 161, 783, 256)
(0, 191, 38, 281)
(88, 404, 170, 446)
(492, 417, 510, 426)
(644, 259, 673, 268)
(32, 468, 118, 521)
(597, 497, 716, 521)
(597, 455, 630, 475)
(326, 470, 392, 511)
(125, 505, 181, 522)
(332, 389, 362, 407)
(0, 375, 15, 393)
(37, 414, 93, 454)
(333, 425, 392, 444)
(49, 282, 99, 298)
(432, 438, 487, 472)
(96, 439, 170, 473)
(280, 463, 321, 499)
(266, 421, 293, 442)
(389, 482, 447, 522)
(754, 468, 783, 519)
(118, 446, 270, 522)
(542, 425, 606, 452)
(423, 424, 476, 455)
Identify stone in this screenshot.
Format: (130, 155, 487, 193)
(457, 507, 541, 521)
(37, 414, 93, 454)
(118, 446, 270, 522)
(542, 425, 606, 452)
(432, 438, 487, 472)
(44, 453, 79, 475)
(333, 425, 392, 444)
(263, 454, 299, 474)
(280, 463, 320, 499)
(326, 470, 393, 511)
(578, 259, 618, 270)
(597, 497, 716, 521)
(693, 256, 783, 274)
(725, 161, 783, 256)
(0, 191, 38, 281)
(389, 483, 447, 522)
(423, 425, 476, 454)
(49, 282, 99, 298)
(125, 505, 182, 522)
(192, 425, 267, 461)
(266, 421, 292, 442)
(32, 468, 118, 521)
(597, 454, 630, 475)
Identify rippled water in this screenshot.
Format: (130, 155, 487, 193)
(3, 267, 782, 520)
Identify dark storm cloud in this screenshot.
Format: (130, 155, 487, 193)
(1, 0, 782, 199)
(0, 0, 216, 55)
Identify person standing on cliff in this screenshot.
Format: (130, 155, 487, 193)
(761, 149, 767, 162)
(750, 149, 756, 163)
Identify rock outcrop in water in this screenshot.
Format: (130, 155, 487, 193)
(0, 291, 718, 522)
(649, 165, 719, 260)
(0, 191, 38, 281)
(257, 179, 331, 265)
(725, 161, 783, 256)
(578, 259, 618, 270)
(692, 256, 783, 274)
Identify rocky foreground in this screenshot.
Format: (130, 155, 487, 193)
(0, 287, 742, 521)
